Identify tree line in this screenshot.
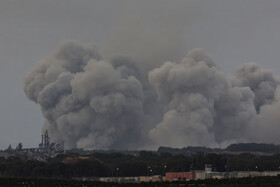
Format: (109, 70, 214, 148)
(1, 152, 280, 178)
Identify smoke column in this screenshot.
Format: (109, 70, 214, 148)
(24, 41, 153, 149)
(24, 41, 280, 149)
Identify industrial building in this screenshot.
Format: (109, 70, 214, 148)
(87, 164, 280, 183)
(164, 164, 280, 181)
(165, 172, 195, 181)
(38, 130, 64, 154)
(0, 130, 64, 161)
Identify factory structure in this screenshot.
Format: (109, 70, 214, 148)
(0, 130, 64, 161)
(38, 130, 64, 154)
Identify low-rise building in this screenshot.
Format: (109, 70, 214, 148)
(138, 176, 151, 182)
(261, 171, 280, 176)
(195, 170, 205, 180)
(237, 171, 250, 178)
(122, 177, 138, 183)
(151, 175, 163, 182)
(165, 172, 195, 181)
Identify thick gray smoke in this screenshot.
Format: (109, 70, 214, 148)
(24, 42, 280, 149)
(24, 41, 156, 149)
(232, 63, 279, 112)
(149, 49, 255, 147)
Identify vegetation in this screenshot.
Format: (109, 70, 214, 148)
(227, 143, 280, 153)
(0, 151, 280, 178)
(159, 143, 280, 155)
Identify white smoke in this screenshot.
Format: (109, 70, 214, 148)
(24, 42, 280, 149)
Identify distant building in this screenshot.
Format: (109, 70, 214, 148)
(138, 176, 151, 182)
(39, 130, 64, 154)
(151, 175, 163, 182)
(165, 172, 195, 181)
(205, 164, 213, 179)
(195, 170, 205, 180)
(0, 130, 64, 161)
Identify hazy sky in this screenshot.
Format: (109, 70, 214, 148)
(1, 0, 280, 149)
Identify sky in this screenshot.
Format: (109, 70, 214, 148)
(1, 0, 280, 149)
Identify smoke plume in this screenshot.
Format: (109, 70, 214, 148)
(232, 63, 279, 112)
(25, 41, 151, 149)
(24, 41, 280, 149)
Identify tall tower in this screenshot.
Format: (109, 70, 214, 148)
(44, 130, 50, 149)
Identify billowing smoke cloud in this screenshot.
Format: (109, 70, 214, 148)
(148, 49, 280, 148)
(148, 49, 257, 147)
(149, 49, 226, 147)
(25, 41, 280, 149)
(252, 87, 280, 144)
(232, 63, 279, 112)
(24, 41, 156, 149)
